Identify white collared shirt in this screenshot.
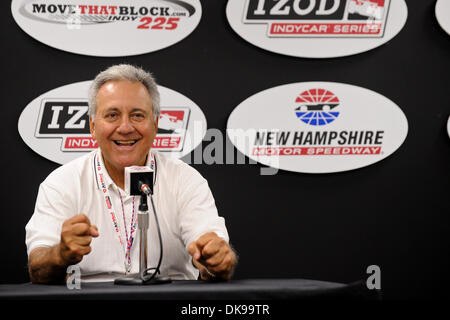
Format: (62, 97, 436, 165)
(25, 150, 229, 282)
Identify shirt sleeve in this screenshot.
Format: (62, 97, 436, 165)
(25, 179, 77, 257)
(176, 163, 229, 249)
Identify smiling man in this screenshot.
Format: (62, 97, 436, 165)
(25, 64, 237, 283)
(90, 79, 158, 190)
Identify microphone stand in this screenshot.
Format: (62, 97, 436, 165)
(114, 190, 171, 285)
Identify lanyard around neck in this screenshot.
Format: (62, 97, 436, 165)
(94, 151, 156, 273)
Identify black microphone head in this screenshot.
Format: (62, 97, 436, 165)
(125, 166, 154, 196)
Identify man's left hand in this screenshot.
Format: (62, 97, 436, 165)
(188, 232, 237, 281)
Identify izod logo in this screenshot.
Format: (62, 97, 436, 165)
(18, 81, 207, 165)
(11, 0, 202, 57)
(227, 82, 408, 173)
(35, 100, 95, 151)
(39, 101, 89, 134)
(245, 0, 388, 36)
(226, 0, 408, 58)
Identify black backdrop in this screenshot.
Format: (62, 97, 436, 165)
(1, 0, 449, 299)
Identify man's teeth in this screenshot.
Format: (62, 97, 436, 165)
(115, 140, 137, 146)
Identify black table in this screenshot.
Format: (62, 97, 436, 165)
(0, 278, 380, 300)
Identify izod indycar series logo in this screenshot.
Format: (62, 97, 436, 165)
(226, 82, 408, 173)
(18, 81, 207, 165)
(11, 0, 202, 56)
(226, 0, 407, 58)
(244, 0, 390, 37)
(35, 100, 190, 152)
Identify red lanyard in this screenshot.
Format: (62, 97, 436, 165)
(95, 151, 154, 273)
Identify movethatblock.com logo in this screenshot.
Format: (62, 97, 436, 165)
(21, 0, 196, 28)
(11, 0, 202, 56)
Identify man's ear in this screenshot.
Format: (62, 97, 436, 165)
(89, 117, 95, 139)
(154, 117, 159, 132)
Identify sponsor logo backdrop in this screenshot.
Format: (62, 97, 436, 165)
(3, 0, 450, 299)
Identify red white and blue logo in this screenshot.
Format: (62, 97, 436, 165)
(294, 88, 340, 126)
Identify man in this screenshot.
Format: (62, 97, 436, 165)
(26, 64, 237, 283)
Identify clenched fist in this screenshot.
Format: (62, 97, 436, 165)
(59, 214, 99, 265)
(188, 232, 237, 281)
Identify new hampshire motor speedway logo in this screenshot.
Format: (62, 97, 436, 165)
(294, 88, 340, 126)
(226, 82, 408, 173)
(243, 0, 390, 37)
(35, 100, 190, 153)
(252, 87, 383, 157)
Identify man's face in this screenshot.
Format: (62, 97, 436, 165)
(90, 80, 158, 175)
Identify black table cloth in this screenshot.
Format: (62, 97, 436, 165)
(0, 278, 380, 300)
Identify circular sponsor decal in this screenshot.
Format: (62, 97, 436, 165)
(18, 81, 207, 165)
(11, 0, 202, 57)
(447, 116, 450, 139)
(227, 82, 408, 173)
(226, 0, 408, 58)
(436, 0, 450, 36)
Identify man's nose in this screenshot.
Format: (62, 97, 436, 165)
(116, 116, 135, 134)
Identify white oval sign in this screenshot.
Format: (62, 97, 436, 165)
(227, 82, 408, 173)
(447, 116, 450, 139)
(226, 0, 408, 58)
(436, 0, 450, 36)
(18, 81, 207, 165)
(11, 0, 202, 57)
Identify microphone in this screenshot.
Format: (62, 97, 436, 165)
(124, 166, 153, 196)
(139, 182, 152, 196)
(114, 164, 171, 285)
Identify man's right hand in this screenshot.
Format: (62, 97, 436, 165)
(58, 214, 99, 265)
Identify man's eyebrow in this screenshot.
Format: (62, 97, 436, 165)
(102, 107, 148, 113)
(130, 107, 148, 113)
(102, 107, 120, 113)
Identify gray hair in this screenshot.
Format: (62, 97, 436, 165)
(88, 64, 160, 121)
